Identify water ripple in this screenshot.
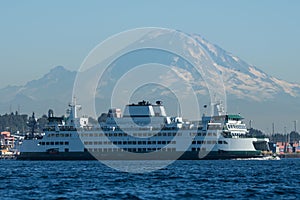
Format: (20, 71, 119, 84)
(0, 159, 299, 199)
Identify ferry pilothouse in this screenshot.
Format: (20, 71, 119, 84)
(17, 100, 270, 160)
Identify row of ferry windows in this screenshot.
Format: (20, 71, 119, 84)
(192, 140, 228, 145)
(38, 141, 69, 146)
(80, 132, 183, 137)
(87, 147, 177, 152)
(47, 133, 72, 137)
(189, 132, 218, 136)
(79, 132, 218, 137)
(228, 125, 246, 129)
(83, 140, 226, 146)
(84, 140, 176, 145)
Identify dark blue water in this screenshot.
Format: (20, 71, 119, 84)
(0, 159, 299, 200)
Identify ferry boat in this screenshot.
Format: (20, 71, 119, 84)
(17, 100, 270, 160)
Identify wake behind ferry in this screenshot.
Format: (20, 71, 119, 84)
(17, 100, 270, 160)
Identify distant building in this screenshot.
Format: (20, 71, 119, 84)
(273, 141, 299, 154)
(0, 131, 15, 155)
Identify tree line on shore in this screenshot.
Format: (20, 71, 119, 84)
(0, 111, 48, 134)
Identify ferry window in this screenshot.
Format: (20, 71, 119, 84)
(65, 148, 69, 152)
(224, 141, 228, 144)
(218, 141, 222, 144)
(41, 142, 45, 145)
(158, 141, 162, 144)
(65, 141, 69, 145)
(113, 141, 117, 145)
(128, 141, 132, 145)
(197, 141, 201, 144)
(50, 142, 54, 145)
(133, 141, 137, 145)
(60, 142, 64, 145)
(123, 141, 127, 145)
(147, 141, 151, 145)
(162, 141, 166, 145)
(168, 133, 172, 136)
(55, 142, 59, 145)
(142, 141, 147, 145)
(192, 141, 196, 144)
(163, 133, 167, 136)
(171, 141, 176, 144)
(60, 134, 64, 137)
(138, 141, 142, 145)
(152, 141, 156, 144)
(56, 134, 59, 137)
(143, 133, 147, 137)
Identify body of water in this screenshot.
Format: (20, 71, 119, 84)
(0, 159, 299, 200)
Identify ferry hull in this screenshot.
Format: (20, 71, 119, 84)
(17, 150, 262, 160)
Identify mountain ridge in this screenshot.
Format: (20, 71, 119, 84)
(0, 33, 299, 131)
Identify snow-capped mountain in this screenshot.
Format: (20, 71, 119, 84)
(0, 32, 299, 131)
(192, 34, 300, 101)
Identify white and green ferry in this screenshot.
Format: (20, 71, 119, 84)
(17, 100, 270, 160)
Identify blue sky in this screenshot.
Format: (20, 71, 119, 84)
(0, 0, 299, 87)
